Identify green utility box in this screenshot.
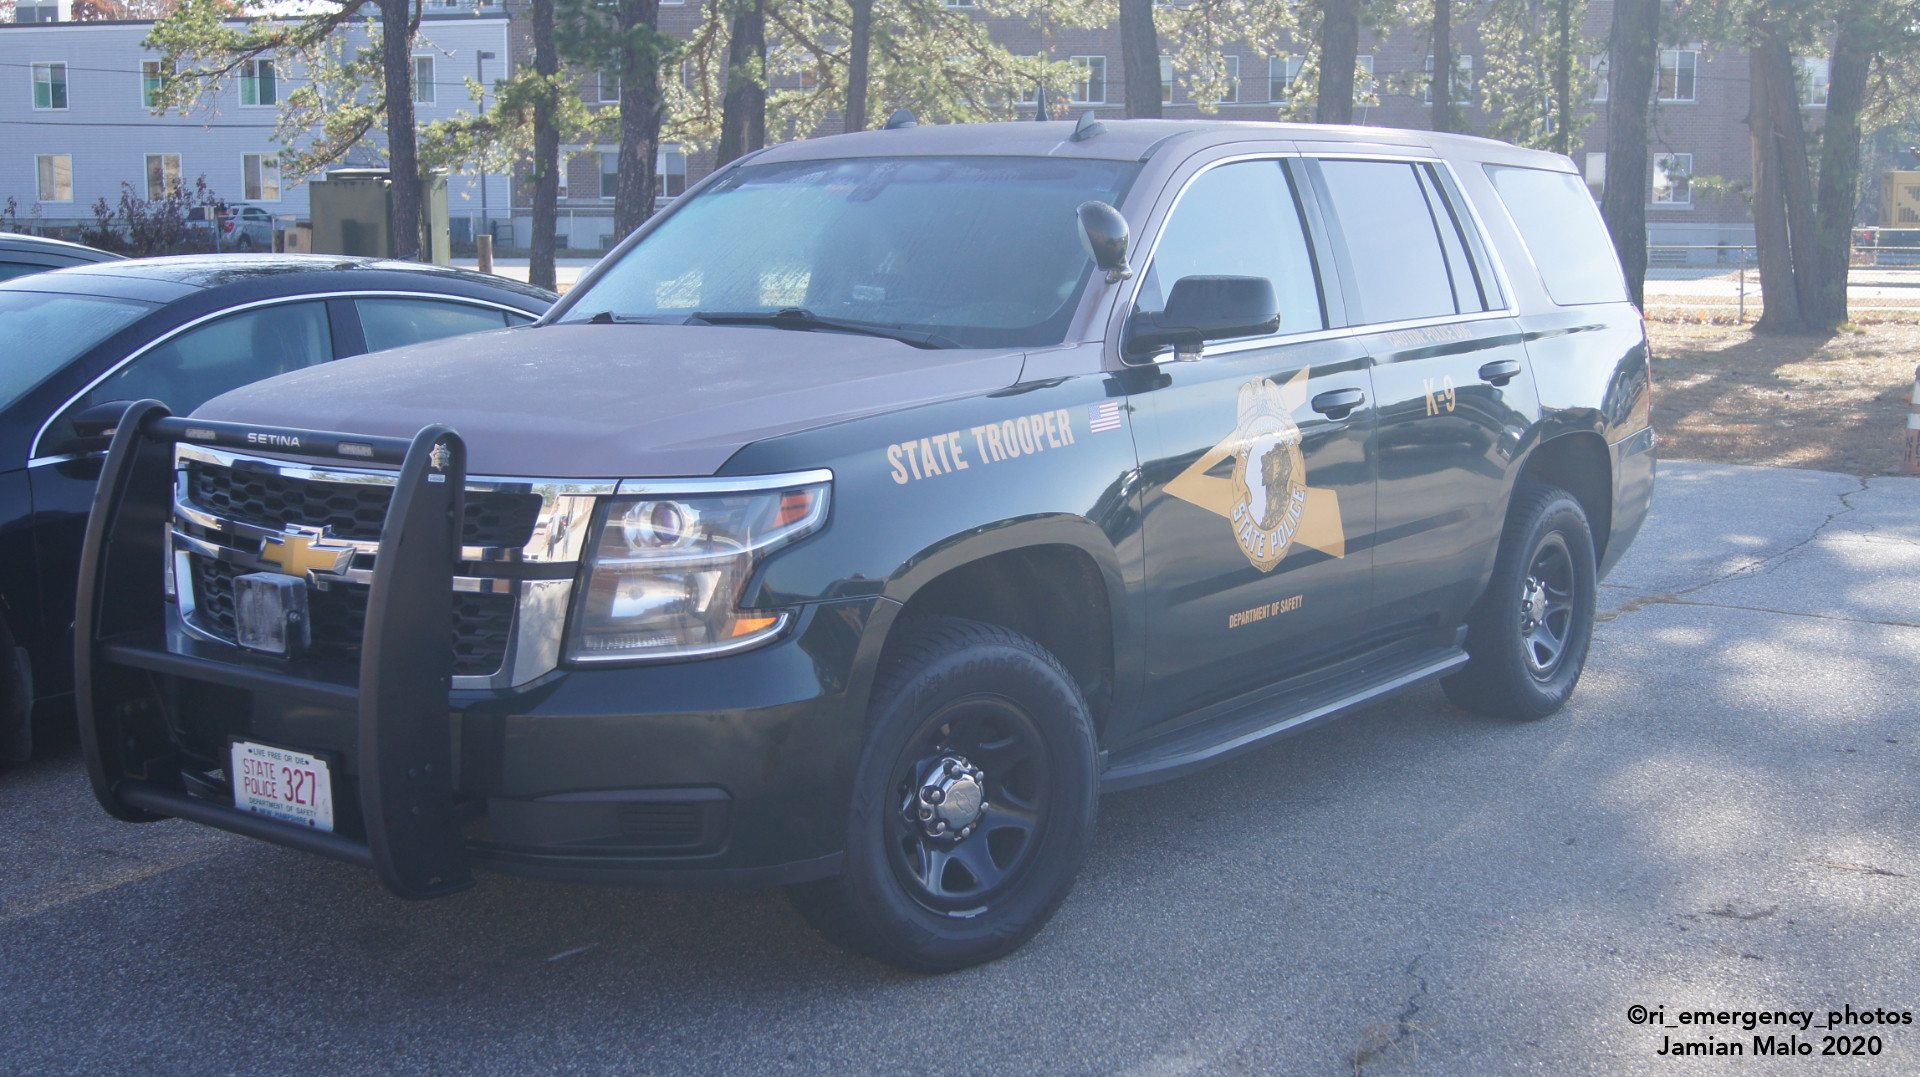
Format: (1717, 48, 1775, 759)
(307, 168, 451, 265)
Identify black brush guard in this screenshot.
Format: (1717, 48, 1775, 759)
(76, 401, 474, 899)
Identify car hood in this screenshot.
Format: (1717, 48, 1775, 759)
(193, 323, 1028, 477)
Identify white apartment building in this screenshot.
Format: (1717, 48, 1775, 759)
(1, 11, 511, 239)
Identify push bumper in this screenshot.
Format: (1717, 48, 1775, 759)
(78, 404, 874, 896)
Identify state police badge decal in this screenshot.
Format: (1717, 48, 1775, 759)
(1165, 368, 1347, 573)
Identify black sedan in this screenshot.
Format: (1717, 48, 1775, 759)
(1, 255, 555, 764)
(0, 233, 123, 282)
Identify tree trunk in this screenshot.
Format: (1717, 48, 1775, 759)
(1551, 0, 1573, 155)
(716, 0, 767, 166)
(846, 0, 873, 133)
(1430, 0, 1451, 133)
(1747, 34, 1803, 334)
(1810, 6, 1872, 329)
(614, 0, 662, 239)
(1119, 0, 1161, 118)
(529, 0, 559, 292)
(1601, 0, 1657, 307)
(379, 0, 421, 260)
(1316, 0, 1358, 125)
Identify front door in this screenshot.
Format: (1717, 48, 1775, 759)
(1127, 158, 1377, 726)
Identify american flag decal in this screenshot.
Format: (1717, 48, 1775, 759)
(1087, 401, 1123, 433)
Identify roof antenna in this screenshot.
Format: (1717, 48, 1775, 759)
(884, 108, 918, 129)
(1033, 81, 1051, 122)
(1070, 110, 1106, 142)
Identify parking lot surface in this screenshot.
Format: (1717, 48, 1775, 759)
(3, 460, 1916, 1075)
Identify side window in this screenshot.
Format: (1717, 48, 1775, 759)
(1316, 159, 1486, 325)
(1483, 164, 1630, 306)
(355, 297, 511, 353)
(1136, 159, 1326, 336)
(80, 301, 332, 418)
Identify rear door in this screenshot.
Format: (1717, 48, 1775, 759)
(1302, 156, 1541, 640)
(1124, 156, 1378, 727)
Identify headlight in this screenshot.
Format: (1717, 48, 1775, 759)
(565, 476, 830, 662)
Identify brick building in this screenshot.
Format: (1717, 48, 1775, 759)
(513, 1, 1838, 258)
(8, 0, 1835, 257)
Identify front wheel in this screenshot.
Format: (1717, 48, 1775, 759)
(788, 617, 1098, 972)
(1442, 484, 1598, 720)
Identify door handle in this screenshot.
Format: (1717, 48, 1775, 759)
(1478, 359, 1523, 386)
(1310, 388, 1366, 420)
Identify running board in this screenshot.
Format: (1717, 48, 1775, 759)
(1100, 648, 1468, 792)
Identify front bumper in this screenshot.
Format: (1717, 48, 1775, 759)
(77, 407, 881, 895)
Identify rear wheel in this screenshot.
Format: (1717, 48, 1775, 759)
(1442, 484, 1597, 720)
(0, 623, 30, 768)
(788, 617, 1098, 972)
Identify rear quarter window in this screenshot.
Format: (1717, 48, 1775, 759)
(1483, 165, 1629, 306)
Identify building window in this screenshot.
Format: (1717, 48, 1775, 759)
(141, 60, 173, 109)
(36, 154, 72, 202)
(16, 3, 60, 21)
(239, 58, 276, 106)
(1355, 55, 1375, 102)
(1658, 49, 1696, 101)
(145, 153, 181, 200)
(32, 62, 67, 110)
(243, 153, 280, 201)
(1218, 55, 1240, 103)
(1798, 56, 1829, 106)
(656, 144, 687, 198)
(1652, 152, 1692, 204)
(1160, 55, 1173, 103)
(1423, 54, 1473, 105)
(1584, 151, 1605, 198)
(599, 151, 618, 199)
(1590, 54, 1609, 101)
(1268, 56, 1301, 101)
(942, 0, 974, 7)
(597, 69, 619, 103)
(1070, 56, 1106, 103)
(413, 56, 435, 103)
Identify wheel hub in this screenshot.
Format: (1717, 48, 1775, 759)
(1521, 576, 1550, 629)
(915, 756, 986, 840)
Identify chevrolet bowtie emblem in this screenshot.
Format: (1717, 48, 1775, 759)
(260, 527, 356, 580)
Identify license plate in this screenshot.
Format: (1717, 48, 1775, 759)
(230, 740, 335, 832)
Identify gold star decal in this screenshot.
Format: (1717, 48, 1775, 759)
(1164, 368, 1345, 571)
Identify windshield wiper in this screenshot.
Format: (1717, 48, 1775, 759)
(689, 308, 956, 350)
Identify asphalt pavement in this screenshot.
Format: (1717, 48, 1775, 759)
(3, 460, 1917, 1076)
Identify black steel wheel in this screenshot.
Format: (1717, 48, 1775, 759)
(1443, 483, 1597, 720)
(789, 617, 1098, 972)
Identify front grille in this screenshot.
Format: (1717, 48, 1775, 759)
(190, 557, 513, 676)
(186, 461, 543, 548)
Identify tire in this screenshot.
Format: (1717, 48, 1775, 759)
(235, 234, 254, 252)
(1442, 484, 1598, 721)
(0, 624, 30, 768)
(788, 617, 1099, 972)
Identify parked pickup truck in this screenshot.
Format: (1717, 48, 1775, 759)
(76, 117, 1653, 972)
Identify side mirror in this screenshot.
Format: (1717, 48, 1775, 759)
(1077, 201, 1132, 283)
(57, 399, 136, 455)
(1124, 275, 1281, 362)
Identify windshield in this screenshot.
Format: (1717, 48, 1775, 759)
(560, 155, 1141, 349)
(0, 289, 156, 413)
